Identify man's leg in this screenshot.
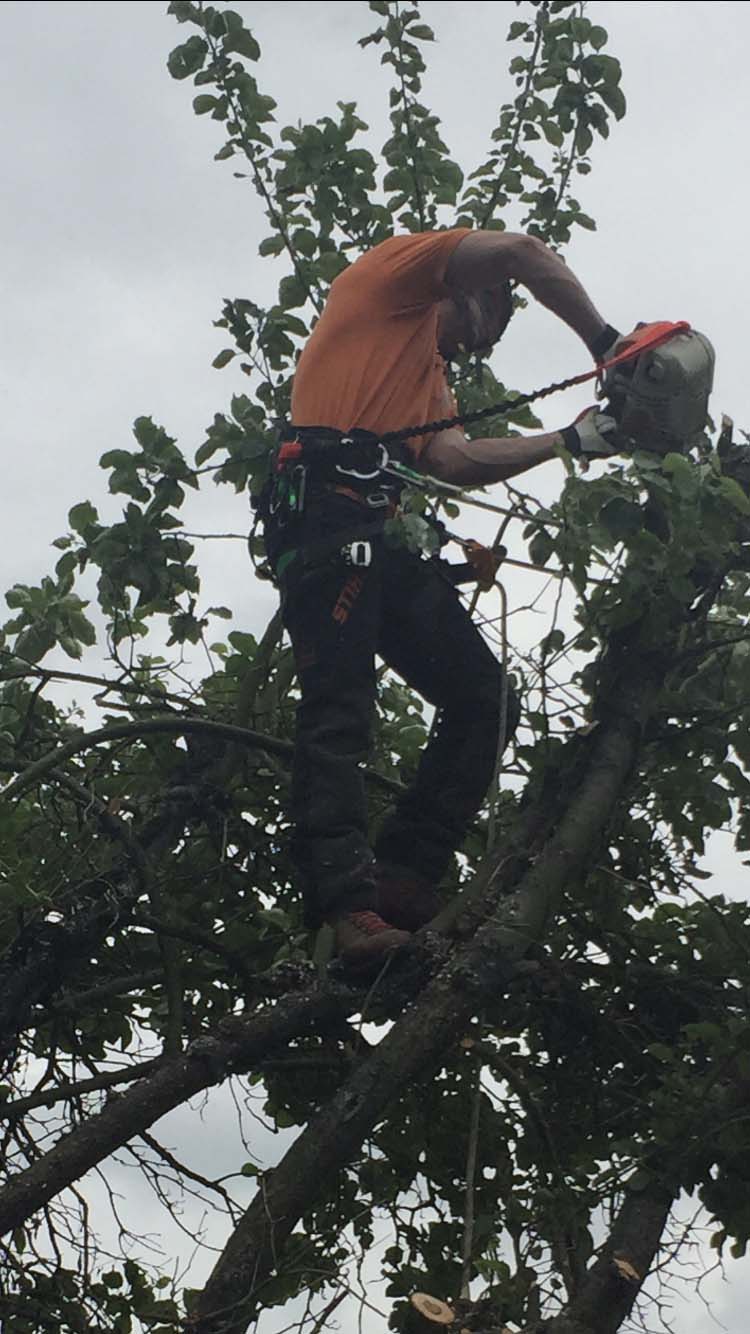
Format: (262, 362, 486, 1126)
(279, 512, 410, 960)
(375, 548, 520, 898)
(283, 551, 378, 924)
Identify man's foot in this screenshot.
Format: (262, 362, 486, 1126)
(331, 909, 411, 969)
(375, 864, 442, 932)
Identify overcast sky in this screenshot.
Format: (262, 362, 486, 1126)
(3, 2, 750, 1330)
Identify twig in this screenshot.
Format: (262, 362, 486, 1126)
(0, 1058, 164, 1122)
(139, 1128, 240, 1219)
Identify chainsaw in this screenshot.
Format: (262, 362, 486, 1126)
(598, 321, 715, 456)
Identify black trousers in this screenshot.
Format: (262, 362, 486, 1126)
(272, 495, 520, 926)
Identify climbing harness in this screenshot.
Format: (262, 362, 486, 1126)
(256, 427, 412, 575)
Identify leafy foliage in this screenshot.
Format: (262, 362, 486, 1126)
(1, 5, 750, 1334)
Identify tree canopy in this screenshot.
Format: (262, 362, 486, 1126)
(2, 4, 750, 1333)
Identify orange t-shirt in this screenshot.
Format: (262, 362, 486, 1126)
(290, 228, 471, 457)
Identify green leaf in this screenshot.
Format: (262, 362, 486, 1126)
(13, 624, 55, 664)
(5, 585, 30, 610)
(167, 35, 208, 80)
(599, 83, 627, 120)
(207, 606, 232, 619)
(542, 121, 564, 147)
(599, 498, 643, 542)
(529, 529, 555, 566)
(541, 629, 565, 657)
(583, 52, 622, 86)
(648, 1042, 675, 1063)
(132, 416, 164, 450)
(315, 252, 348, 282)
(292, 228, 317, 258)
(407, 24, 435, 40)
(274, 1108, 299, 1129)
(241, 1161, 259, 1177)
(718, 475, 750, 516)
(55, 551, 78, 580)
(192, 94, 217, 115)
(223, 28, 261, 61)
(100, 449, 136, 471)
(570, 16, 592, 41)
(278, 274, 308, 308)
(663, 452, 698, 498)
(212, 348, 236, 369)
(589, 24, 608, 50)
(59, 633, 83, 661)
(68, 501, 99, 533)
(259, 235, 285, 257)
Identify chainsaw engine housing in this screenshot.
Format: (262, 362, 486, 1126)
(602, 329, 715, 455)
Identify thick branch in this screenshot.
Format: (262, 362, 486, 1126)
(535, 1180, 674, 1334)
(0, 989, 349, 1238)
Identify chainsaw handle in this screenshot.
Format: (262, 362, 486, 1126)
(597, 320, 691, 375)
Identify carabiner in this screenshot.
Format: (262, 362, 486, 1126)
(335, 440, 389, 481)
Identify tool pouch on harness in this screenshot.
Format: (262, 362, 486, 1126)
(601, 327, 715, 456)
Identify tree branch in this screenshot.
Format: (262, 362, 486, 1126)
(535, 1179, 674, 1334)
(54, 969, 167, 1016)
(0, 655, 196, 709)
(0, 716, 295, 804)
(1, 712, 403, 803)
(0, 1058, 164, 1123)
(477, 3, 549, 229)
(0, 987, 352, 1238)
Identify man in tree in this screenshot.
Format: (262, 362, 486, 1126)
(266, 227, 621, 966)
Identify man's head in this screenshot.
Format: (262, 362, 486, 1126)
(436, 281, 513, 360)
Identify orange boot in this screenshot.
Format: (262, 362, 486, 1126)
(330, 909, 411, 969)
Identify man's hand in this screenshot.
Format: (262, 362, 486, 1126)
(560, 406, 620, 462)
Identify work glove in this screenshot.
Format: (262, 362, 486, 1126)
(560, 406, 620, 462)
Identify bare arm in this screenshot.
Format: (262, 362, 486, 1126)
(444, 230, 608, 355)
(420, 426, 562, 487)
